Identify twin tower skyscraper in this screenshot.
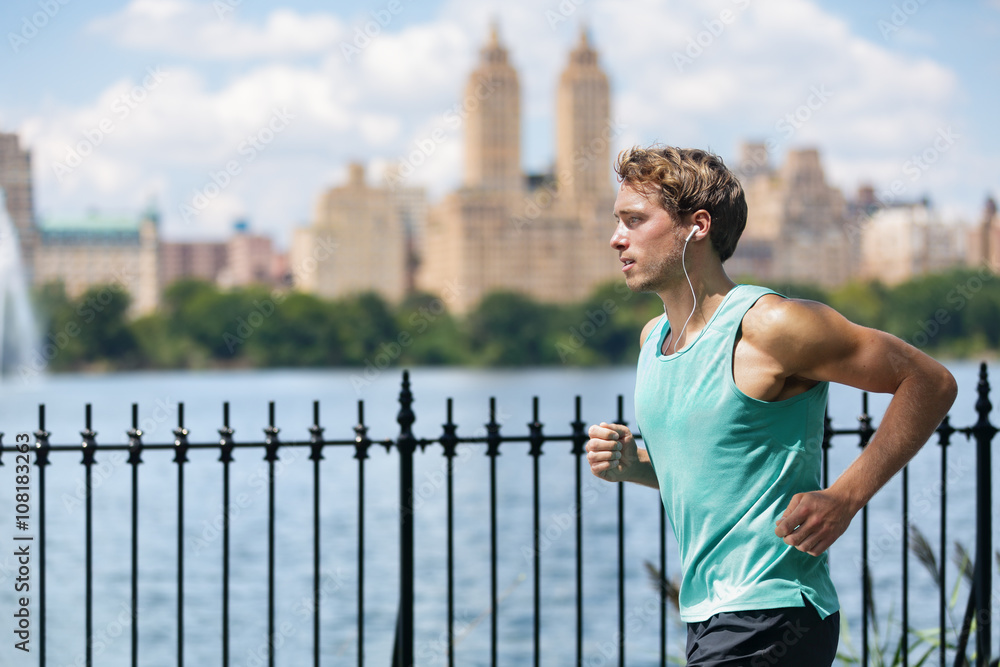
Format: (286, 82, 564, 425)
(300, 25, 623, 312)
(418, 25, 622, 311)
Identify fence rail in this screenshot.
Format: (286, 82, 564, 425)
(0, 364, 997, 667)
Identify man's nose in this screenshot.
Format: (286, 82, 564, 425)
(610, 223, 627, 249)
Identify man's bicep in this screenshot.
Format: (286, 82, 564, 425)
(792, 306, 925, 393)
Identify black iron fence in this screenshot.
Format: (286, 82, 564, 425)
(0, 364, 997, 667)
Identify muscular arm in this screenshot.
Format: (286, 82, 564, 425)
(740, 297, 957, 556)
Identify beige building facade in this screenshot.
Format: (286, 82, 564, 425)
(0, 132, 37, 282)
(418, 27, 620, 312)
(968, 197, 1000, 272)
(294, 163, 414, 302)
(34, 211, 160, 315)
(728, 145, 852, 287)
(859, 202, 963, 285)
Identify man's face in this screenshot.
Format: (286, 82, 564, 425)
(611, 181, 687, 293)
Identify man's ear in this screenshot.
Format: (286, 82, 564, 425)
(689, 209, 711, 242)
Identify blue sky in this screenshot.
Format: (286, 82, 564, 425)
(1, 0, 998, 247)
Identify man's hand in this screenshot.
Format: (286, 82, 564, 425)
(586, 422, 640, 483)
(774, 489, 857, 557)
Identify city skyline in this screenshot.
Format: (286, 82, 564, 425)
(1, 0, 997, 247)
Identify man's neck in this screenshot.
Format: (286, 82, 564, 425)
(658, 263, 736, 354)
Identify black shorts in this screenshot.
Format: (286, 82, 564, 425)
(685, 599, 839, 667)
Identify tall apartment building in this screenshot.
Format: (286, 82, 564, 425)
(968, 197, 1000, 272)
(33, 210, 160, 315)
(293, 163, 415, 302)
(159, 240, 229, 288)
(418, 27, 620, 312)
(859, 201, 962, 284)
(0, 132, 36, 281)
(728, 144, 852, 287)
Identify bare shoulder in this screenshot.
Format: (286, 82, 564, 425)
(741, 295, 859, 370)
(639, 315, 663, 349)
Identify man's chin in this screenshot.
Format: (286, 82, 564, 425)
(624, 275, 654, 294)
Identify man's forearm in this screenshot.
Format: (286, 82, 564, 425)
(628, 448, 660, 489)
(828, 367, 957, 512)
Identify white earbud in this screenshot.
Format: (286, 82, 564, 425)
(685, 227, 697, 242)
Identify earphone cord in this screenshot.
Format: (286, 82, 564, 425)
(672, 235, 697, 355)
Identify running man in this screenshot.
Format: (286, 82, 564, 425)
(586, 146, 956, 666)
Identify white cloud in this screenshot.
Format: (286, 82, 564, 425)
(87, 0, 346, 59)
(13, 0, 981, 244)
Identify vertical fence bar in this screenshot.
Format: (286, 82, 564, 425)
(858, 393, 874, 667)
(35, 405, 51, 667)
(264, 402, 280, 667)
(937, 417, 953, 667)
(81, 404, 97, 667)
(128, 403, 143, 667)
(528, 397, 544, 667)
(173, 404, 189, 667)
(571, 396, 587, 666)
(485, 397, 501, 667)
(440, 399, 458, 667)
(218, 403, 235, 667)
(972, 363, 996, 667)
(354, 401, 370, 667)
(616, 395, 626, 667)
(308, 401, 325, 667)
(396, 372, 416, 667)
(901, 464, 908, 667)
(660, 502, 667, 663)
(822, 409, 832, 489)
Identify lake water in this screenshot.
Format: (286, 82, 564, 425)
(0, 361, 995, 666)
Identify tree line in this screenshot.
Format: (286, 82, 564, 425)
(26, 267, 999, 374)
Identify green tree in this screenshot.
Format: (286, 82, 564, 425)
(829, 281, 889, 330)
(395, 291, 468, 365)
(245, 292, 343, 367)
(335, 291, 400, 364)
(465, 290, 559, 365)
(73, 284, 138, 366)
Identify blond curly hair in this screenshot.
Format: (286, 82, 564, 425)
(615, 146, 747, 262)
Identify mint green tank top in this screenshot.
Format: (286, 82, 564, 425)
(634, 284, 839, 622)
